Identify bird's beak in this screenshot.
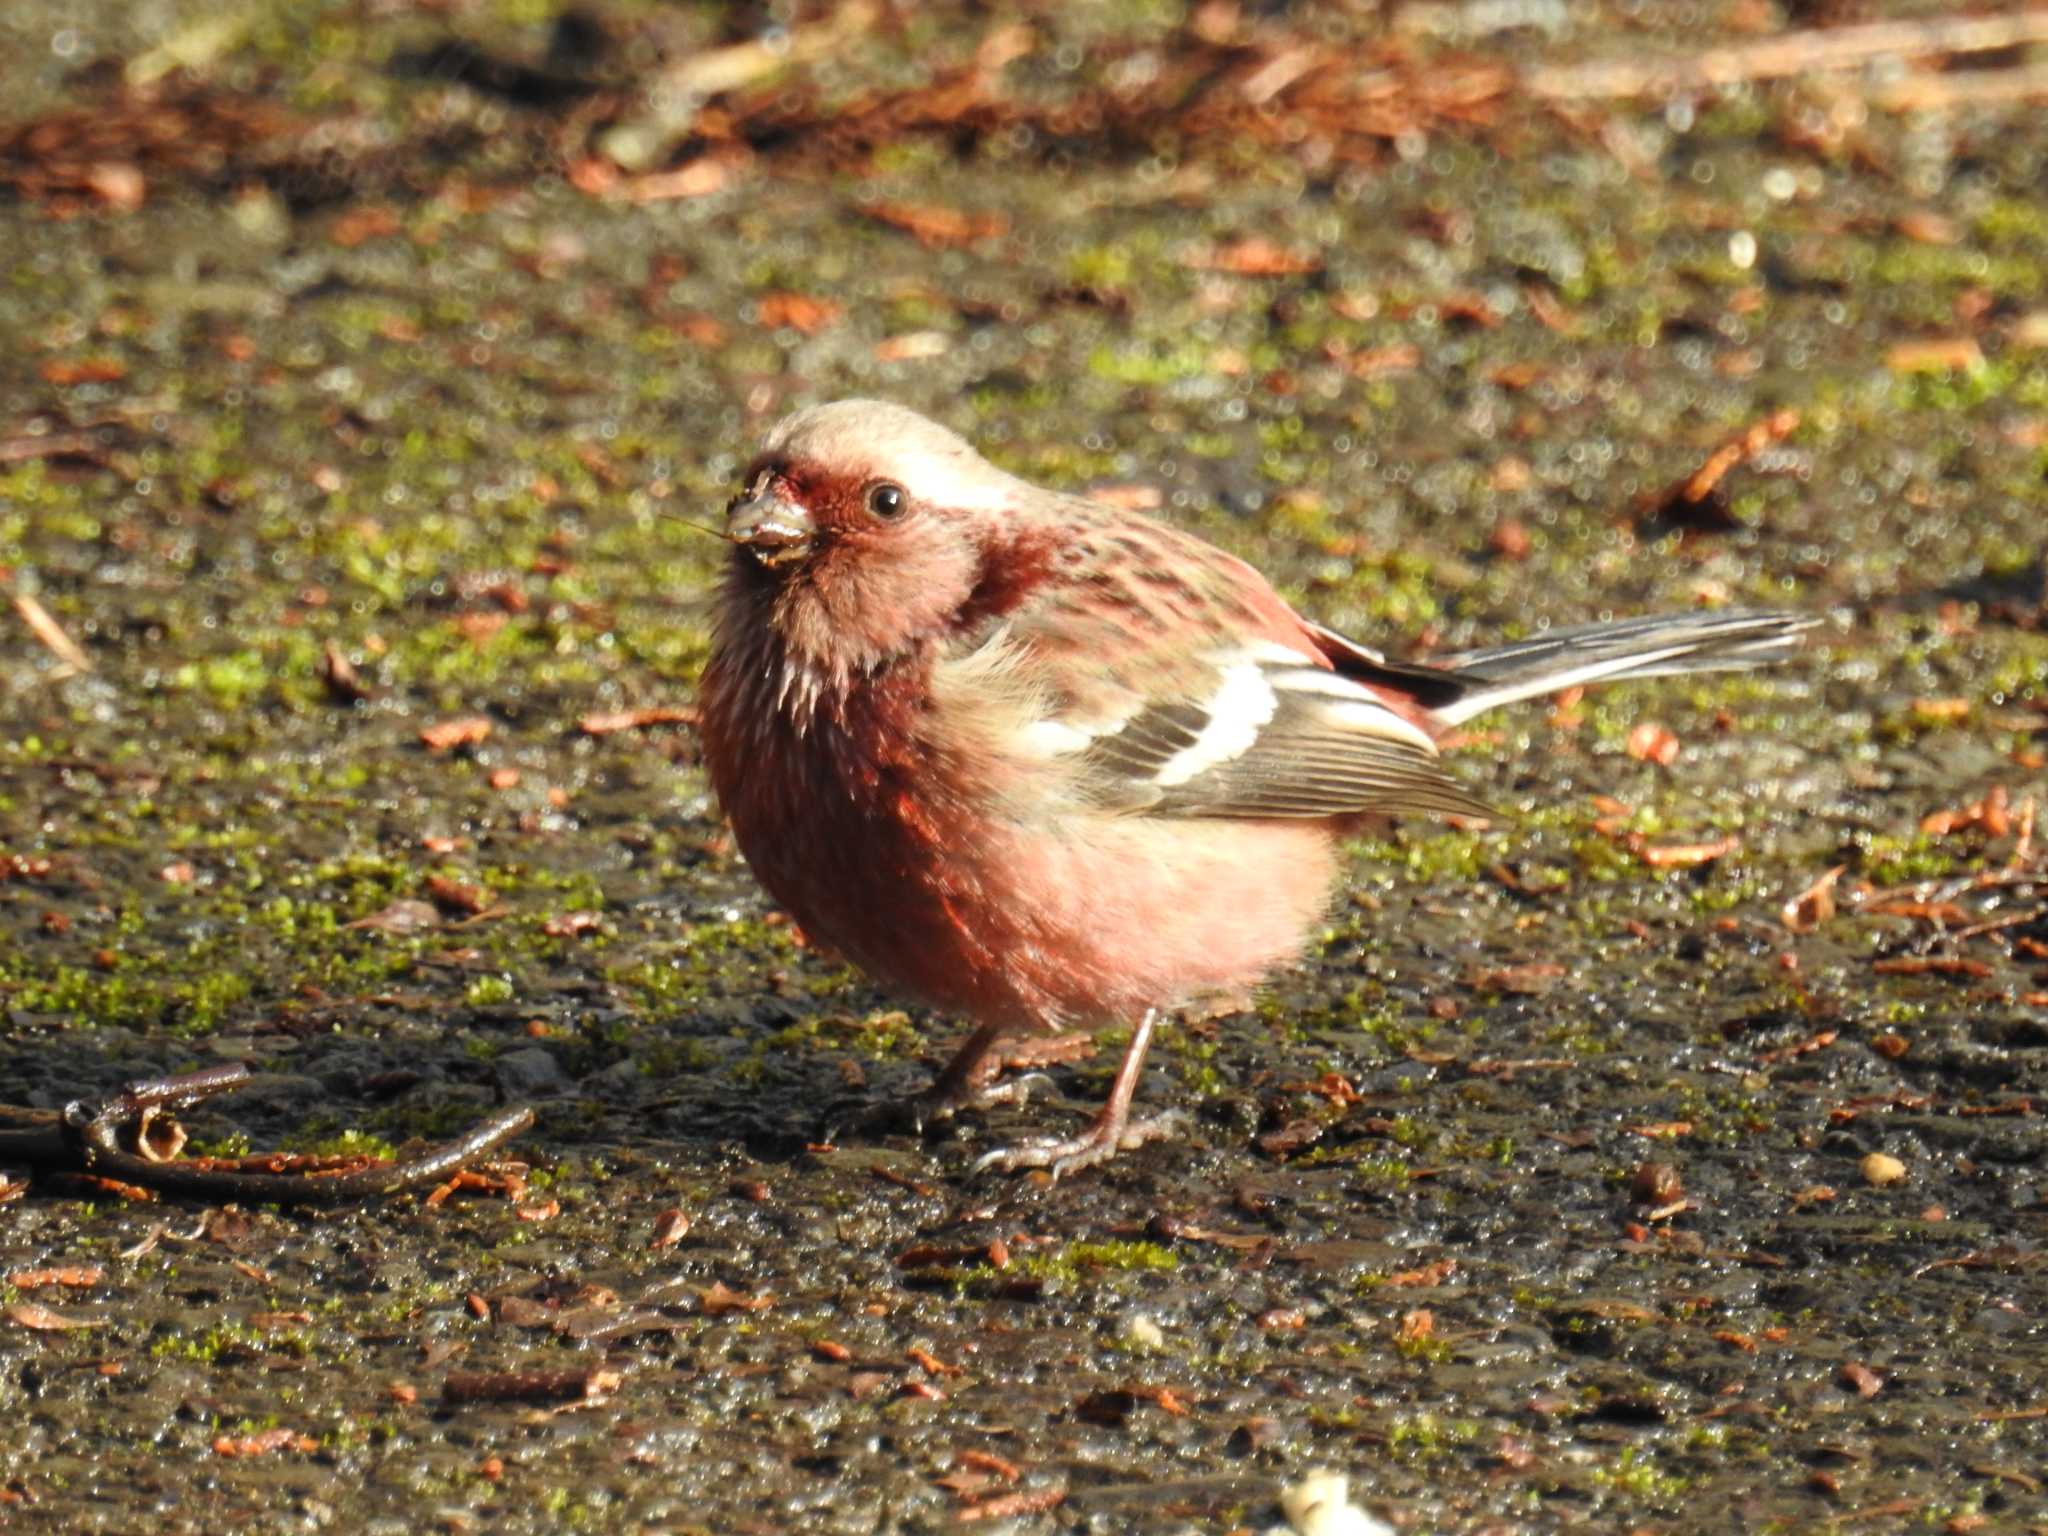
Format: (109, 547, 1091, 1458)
(725, 489, 813, 567)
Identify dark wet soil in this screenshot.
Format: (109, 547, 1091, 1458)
(3, 3, 2046, 1532)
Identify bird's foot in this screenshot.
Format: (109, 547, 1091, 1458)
(830, 1070, 1057, 1142)
(971, 1107, 1186, 1182)
(884, 1029, 1095, 1133)
(910, 1070, 1057, 1127)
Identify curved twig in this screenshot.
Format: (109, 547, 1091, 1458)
(0, 1064, 535, 1205)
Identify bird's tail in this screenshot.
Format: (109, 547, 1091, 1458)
(1428, 610, 1818, 727)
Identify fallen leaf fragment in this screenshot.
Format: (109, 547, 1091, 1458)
(423, 874, 492, 916)
(1911, 696, 1972, 726)
(648, 1208, 690, 1250)
(39, 356, 128, 386)
(907, 1346, 960, 1377)
(1630, 1162, 1684, 1206)
(84, 162, 146, 211)
(329, 206, 399, 247)
(213, 1428, 316, 1457)
(1180, 237, 1321, 276)
(700, 1281, 773, 1316)
(6, 1302, 106, 1331)
(954, 1486, 1067, 1522)
(578, 706, 699, 735)
(755, 292, 842, 334)
(1871, 955, 1991, 979)
(1782, 865, 1844, 932)
(420, 716, 492, 752)
(1344, 342, 1422, 379)
(345, 898, 440, 934)
(616, 158, 731, 202)
(1757, 1029, 1837, 1065)
(424, 1165, 527, 1208)
(1086, 483, 1164, 512)
(8, 1266, 104, 1290)
(847, 1370, 892, 1400)
(1921, 783, 2010, 836)
(1886, 337, 1983, 373)
(1896, 211, 1959, 245)
(1465, 962, 1565, 994)
(1631, 835, 1739, 868)
(1134, 1383, 1191, 1416)
(954, 1449, 1021, 1483)
(1437, 290, 1504, 328)
(1393, 1309, 1434, 1345)
(1384, 1258, 1458, 1287)
(1489, 510, 1533, 550)
(874, 331, 951, 362)
(1626, 722, 1681, 765)
(867, 201, 1006, 248)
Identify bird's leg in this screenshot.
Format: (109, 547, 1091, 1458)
(840, 1024, 1055, 1140)
(911, 1023, 1078, 1121)
(971, 1009, 1182, 1180)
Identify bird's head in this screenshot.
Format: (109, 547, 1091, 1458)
(721, 399, 1039, 673)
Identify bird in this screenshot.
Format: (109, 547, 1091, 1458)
(696, 399, 1815, 1178)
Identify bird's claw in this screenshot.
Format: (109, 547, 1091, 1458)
(971, 1108, 1186, 1182)
(938, 1071, 1055, 1116)
(828, 1072, 1059, 1142)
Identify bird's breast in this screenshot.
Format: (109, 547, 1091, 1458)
(700, 638, 1017, 1000)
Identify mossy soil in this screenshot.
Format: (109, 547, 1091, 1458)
(2, 2, 2046, 1532)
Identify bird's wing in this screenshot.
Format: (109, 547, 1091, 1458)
(1057, 638, 1494, 820)
(980, 511, 1490, 822)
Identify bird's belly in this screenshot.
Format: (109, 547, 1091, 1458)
(735, 782, 1338, 1030)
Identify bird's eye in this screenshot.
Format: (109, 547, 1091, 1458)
(866, 483, 906, 520)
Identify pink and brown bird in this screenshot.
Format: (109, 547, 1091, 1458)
(697, 400, 1814, 1177)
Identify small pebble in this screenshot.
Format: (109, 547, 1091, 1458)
(1862, 1152, 1907, 1186)
(1123, 1313, 1166, 1350)
(1272, 1470, 1393, 1536)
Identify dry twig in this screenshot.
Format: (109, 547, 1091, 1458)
(1524, 10, 2048, 101)
(0, 1064, 533, 1204)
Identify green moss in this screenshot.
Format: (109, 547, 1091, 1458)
(1087, 338, 1210, 385)
(1020, 1239, 1180, 1284)
(1857, 833, 1962, 886)
(289, 1127, 401, 1160)
(463, 974, 516, 1007)
(1385, 1412, 1486, 1457)
(151, 1320, 274, 1363)
(1590, 1446, 1691, 1501)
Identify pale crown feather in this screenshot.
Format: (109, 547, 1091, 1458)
(763, 399, 1027, 516)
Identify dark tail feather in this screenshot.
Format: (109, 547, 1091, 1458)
(1430, 610, 1818, 726)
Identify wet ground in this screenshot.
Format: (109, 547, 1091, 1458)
(3, 2, 2047, 1532)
